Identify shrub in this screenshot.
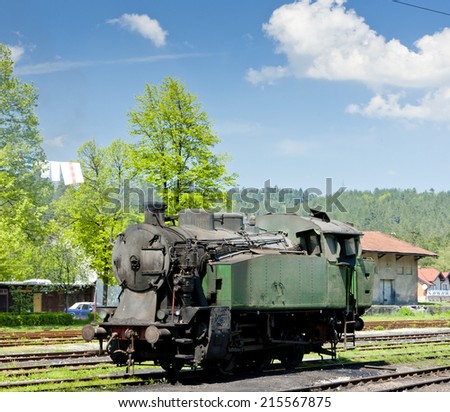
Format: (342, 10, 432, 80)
(397, 307, 415, 317)
(0, 312, 73, 327)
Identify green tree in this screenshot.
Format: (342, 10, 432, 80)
(0, 222, 35, 281)
(0, 43, 52, 281)
(41, 232, 96, 309)
(55, 139, 138, 290)
(128, 76, 236, 215)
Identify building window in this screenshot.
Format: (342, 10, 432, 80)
(397, 266, 412, 275)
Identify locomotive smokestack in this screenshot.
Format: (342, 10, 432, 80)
(144, 202, 166, 226)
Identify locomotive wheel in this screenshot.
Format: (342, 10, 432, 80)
(160, 359, 184, 383)
(217, 354, 237, 375)
(279, 329, 305, 370)
(280, 346, 304, 370)
(252, 354, 273, 371)
(160, 360, 183, 373)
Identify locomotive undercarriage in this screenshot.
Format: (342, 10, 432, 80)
(85, 308, 358, 375)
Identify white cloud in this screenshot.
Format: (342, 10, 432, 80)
(248, 0, 450, 122)
(107, 13, 167, 47)
(16, 59, 91, 75)
(15, 53, 205, 75)
(347, 88, 450, 122)
(44, 135, 67, 148)
(7, 45, 25, 63)
(246, 65, 290, 85)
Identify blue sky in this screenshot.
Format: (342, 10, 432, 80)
(3, 0, 450, 193)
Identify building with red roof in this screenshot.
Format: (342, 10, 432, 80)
(361, 231, 437, 305)
(417, 268, 450, 302)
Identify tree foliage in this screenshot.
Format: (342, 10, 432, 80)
(326, 188, 450, 271)
(54, 139, 138, 286)
(0, 44, 52, 281)
(128, 76, 236, 215)
(4, 40, 450, 288)
(231, 186, 450, 270)
(0, 44, 50, 232)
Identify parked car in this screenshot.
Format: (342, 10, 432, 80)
(67, 302, 94, 319)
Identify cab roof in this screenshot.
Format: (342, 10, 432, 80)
(255, 211, 361, 240)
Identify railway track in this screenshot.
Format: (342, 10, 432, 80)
(285, 365, 450, 392)
(0, 319, 446, 346)
(339, 329, 450, 365)
(0, 350, 99, 363)
(356, 329, 450, 342)
(364, 319, 450, 330)
(1, 323, 450, 391)
(0, 351, 155, 391)
(0, 330, 80, 339)
(0, 368, 158, 391)
(339, 330, 450, 352)
(0, 330, 83, 347)
(0, 360, 385, 391)
(0, 352, 110, 373)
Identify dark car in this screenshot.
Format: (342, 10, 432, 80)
(67, 302, 94, 319)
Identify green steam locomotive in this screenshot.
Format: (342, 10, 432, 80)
(82, 204, 374, 374)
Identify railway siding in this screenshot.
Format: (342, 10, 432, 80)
(2, 322, 450, 391)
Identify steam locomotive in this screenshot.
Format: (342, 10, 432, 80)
(82, 204, 374, 374)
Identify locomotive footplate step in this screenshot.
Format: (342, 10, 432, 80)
(174, 338, 193, 344)
(174, 354, 195, 360)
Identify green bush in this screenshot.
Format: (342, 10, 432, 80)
(0, 312, 73, 327)
(396, 307, 415, 317)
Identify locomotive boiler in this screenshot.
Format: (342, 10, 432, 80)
(82, 204, 374, 374)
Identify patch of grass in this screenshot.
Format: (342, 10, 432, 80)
(0, 363, 153, 392)
(0, 325, 83, 333)
(396, 307, 415, 317)
(364, 308, 450, 322)
(339, 342, 450, 367)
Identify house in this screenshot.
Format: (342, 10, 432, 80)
(418, 268, 450, 302)
(361, 231, 437, 305)
(0, 281, 95, 313)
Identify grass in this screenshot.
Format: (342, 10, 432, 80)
(364, 307, 450, 322)
(0, 361, 154, 392)
(0, 322, 88, 333)
(338, 342, 450, 367)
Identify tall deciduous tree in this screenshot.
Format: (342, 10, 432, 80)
(41, 231, 96, 309)
(0, 43, 51, 281)
(128, 77, 236, 215)
(55, 139, 138, 290)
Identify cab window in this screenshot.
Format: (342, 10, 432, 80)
(296, 229, 322, 256)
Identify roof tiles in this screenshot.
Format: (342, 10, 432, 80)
(418, 267, 441, 284)
(361, 231, 437, 257)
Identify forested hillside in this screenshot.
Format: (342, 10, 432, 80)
(328, 189, 450, 269)
(230, 187, 450, 270)
(327, 189, 450, 248)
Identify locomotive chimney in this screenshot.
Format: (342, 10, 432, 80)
(144, 202, 166, 226)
